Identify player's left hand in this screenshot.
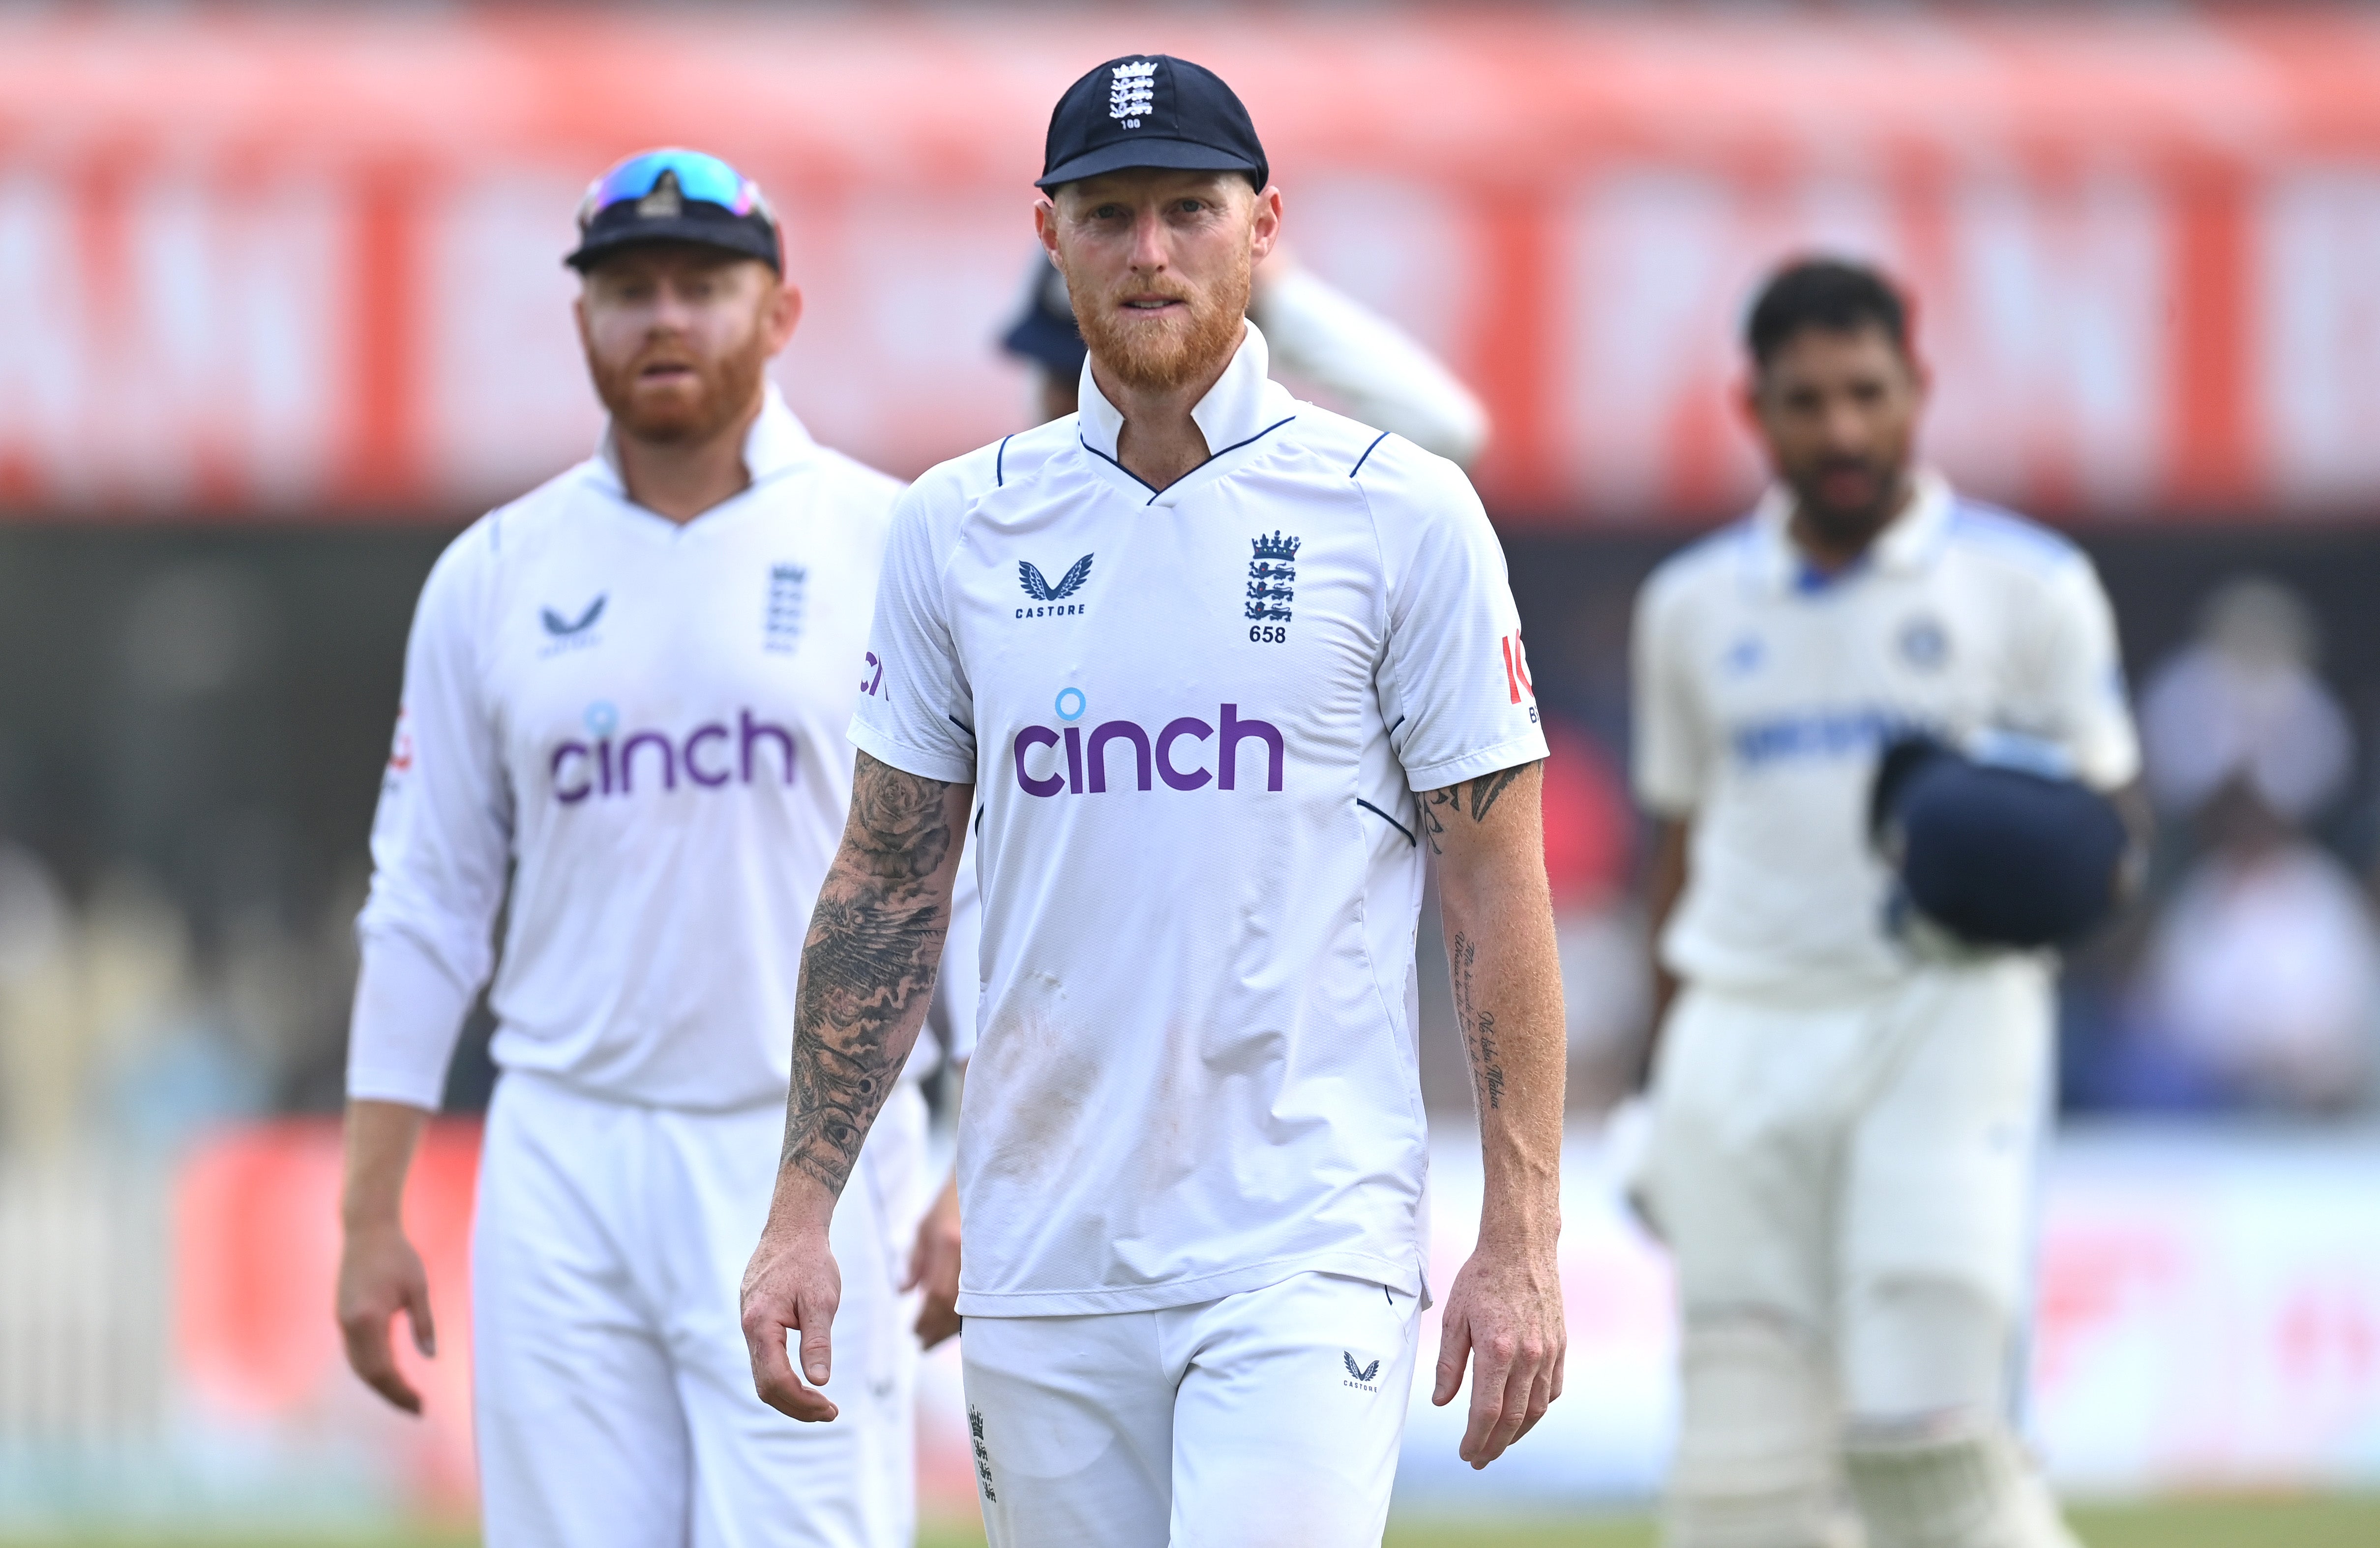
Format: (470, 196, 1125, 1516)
(903, 1171, 963, 1349)
(1431, 1236, 1566, 1469)
(740, 1220, 843, 1423)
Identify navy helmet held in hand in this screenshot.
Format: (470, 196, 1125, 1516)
(1869, 735, 2131, 951)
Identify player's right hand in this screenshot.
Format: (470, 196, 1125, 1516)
(740, 1223, 842, 1423)
(335, 1220, 436, 1416)
(903, 1171, 963, 1350)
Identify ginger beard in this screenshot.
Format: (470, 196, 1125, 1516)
(584, 293, 773, 447)
(1064, 243, 1252, 395)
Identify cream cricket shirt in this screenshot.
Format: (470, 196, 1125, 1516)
(1632, 474, 2140, 999)
(852, 324, 1547, 1316)
(349, 388, 974, 1113)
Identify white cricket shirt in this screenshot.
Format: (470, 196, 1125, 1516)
(852, 324, 1547, 1317)
(1633, 474, 2140, 998)
(350, 387, 975, 1113)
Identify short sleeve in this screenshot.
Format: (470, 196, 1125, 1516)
(2020, 556, 2142, 791)
(1631, 567, 1710, 818)
(1368, 445, 1550, 791)
(849, 484, 978, 785)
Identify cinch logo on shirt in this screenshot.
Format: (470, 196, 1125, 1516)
(550, 707, 798, 803)
(1011, 695, 1284, 796)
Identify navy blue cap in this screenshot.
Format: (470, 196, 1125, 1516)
(1870, 737, 2129, 950)
(1000, 256, 1087, 376)
(1037, 55, 1269, 193)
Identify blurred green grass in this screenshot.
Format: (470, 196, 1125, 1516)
(956, 1496, 2380, 1548)
(5, 1496, 2379, 1547)
(0, 1495, 2370, 1543)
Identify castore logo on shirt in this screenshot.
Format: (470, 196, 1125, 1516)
(1011, 688, 1285, 796)
(1016, 553, 1095, 619)
(539, 594, 607, 657)
(549, 700, 799, 803)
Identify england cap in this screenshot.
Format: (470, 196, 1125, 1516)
(1037, 55, 1269, 193)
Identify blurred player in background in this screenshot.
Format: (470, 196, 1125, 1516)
(1630, 259, 2140, 1548)
(334, 149, 975, 1548)
(742, 55, 1567, 1548)
(999, 244, 1490, 463)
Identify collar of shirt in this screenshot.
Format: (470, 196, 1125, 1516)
(1747, 468, 1955, 595)
(590, 382, 817, 501)
(1073, 319, 1299, 471)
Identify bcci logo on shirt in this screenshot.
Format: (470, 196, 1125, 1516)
(1246, 531, 1298, 644)
(1109, 60, 1156, 128)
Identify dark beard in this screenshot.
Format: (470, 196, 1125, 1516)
(587, 325, 769, 447)
(1788, 457, 1905, 550)
(1068, 261, 1251, 395)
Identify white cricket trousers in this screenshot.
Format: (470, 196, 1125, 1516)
(960, 1272, 1422, 1548)
(1640, 958, 2053, 1364)
(1639, 959, 2078, 1548)
(473, 1069, 926, 1548)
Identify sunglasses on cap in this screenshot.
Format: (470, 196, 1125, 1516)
(575, 149, 775, 231)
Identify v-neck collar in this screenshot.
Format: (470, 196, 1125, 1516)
(1074, 322, 1299, 506)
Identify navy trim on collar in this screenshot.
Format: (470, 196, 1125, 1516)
(1079, 415, 1296, 505)
(1078, 436, 1161, 498)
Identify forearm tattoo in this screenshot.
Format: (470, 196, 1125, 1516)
(1418, 765, 1529, 856)
(782, 754, 957, 1195)
(1449, 930, 1507, 1112)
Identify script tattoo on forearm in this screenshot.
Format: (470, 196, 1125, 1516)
(1448, 930, 1507, 1111)
(782, 754, 956, 1195)
(1418, 766, 1529, 856)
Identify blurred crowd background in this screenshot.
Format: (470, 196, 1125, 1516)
(3, 0, 2380, 1531)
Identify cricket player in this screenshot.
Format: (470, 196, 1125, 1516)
(897, 188, 1510, 1357)
(1631, 259, 2140, 1548)
(333, 149, 976, 1548)
(741, 55, 1569, 1548)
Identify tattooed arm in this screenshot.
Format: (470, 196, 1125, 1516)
(743, 752, 974, 1422)
(1420, 760, 1569, 1468)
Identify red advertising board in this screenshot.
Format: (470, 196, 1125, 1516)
(6, 8, 2380, 523)
(173, 1122, 2380, 1513)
